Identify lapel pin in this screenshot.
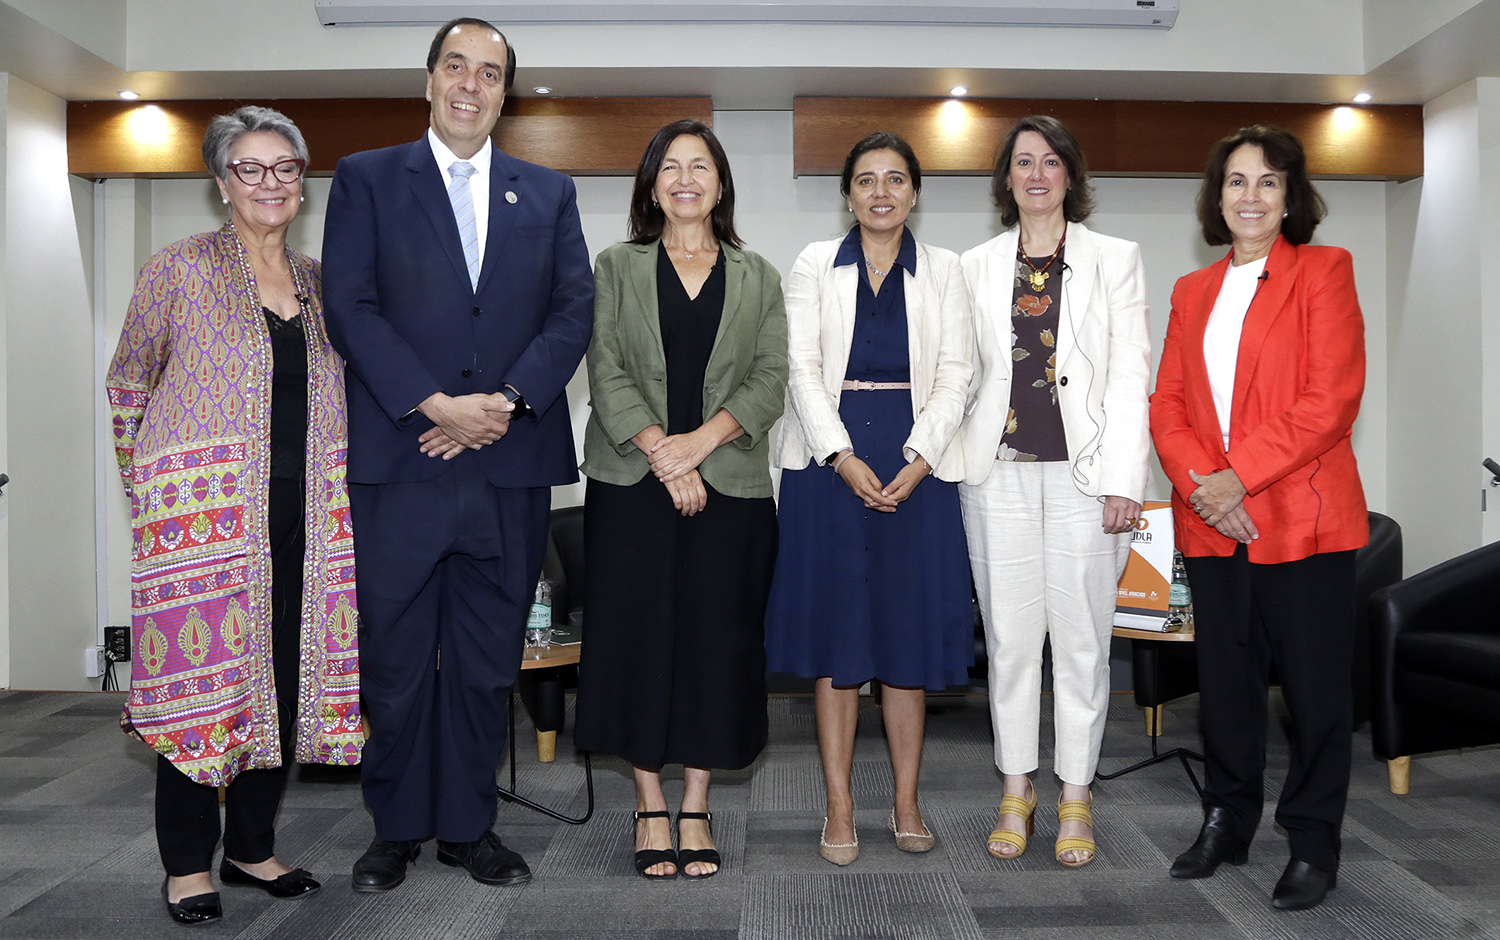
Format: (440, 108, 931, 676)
(505, 191, 518, 204)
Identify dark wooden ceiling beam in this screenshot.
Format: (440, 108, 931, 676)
(794, 98, 1423, 181)
(67, 97, 714, 178)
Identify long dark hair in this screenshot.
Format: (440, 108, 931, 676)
(990, 114, 1095, 228)
(627, 120, 742, 249)
(1196, 124, 1326, 246)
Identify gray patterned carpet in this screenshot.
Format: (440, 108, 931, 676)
(1, 690, 1497, 939)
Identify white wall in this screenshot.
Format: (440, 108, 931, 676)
(0, 74, 9, 689)
(1387, 83, 1487, 573)
(3, 74, 96, 689)
(1478, 78, 1500, 548)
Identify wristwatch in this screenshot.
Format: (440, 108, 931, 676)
(502, 386, 535, 420)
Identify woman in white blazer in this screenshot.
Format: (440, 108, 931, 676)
(765, 133, 973, 866)
(958, 116, 1151, 868)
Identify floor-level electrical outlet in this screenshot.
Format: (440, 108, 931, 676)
(84, 646, 106, 678)
(105, 626, 130, 662)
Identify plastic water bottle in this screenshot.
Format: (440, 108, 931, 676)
(526, 578, 552, 648)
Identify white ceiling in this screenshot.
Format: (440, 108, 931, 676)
(1, 0, 1497, 108)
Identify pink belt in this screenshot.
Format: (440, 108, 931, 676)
(840, 380, 912, 391)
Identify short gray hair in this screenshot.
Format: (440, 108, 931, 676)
(201, 106, 309, 181)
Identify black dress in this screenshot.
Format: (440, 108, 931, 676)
(574, 246, 777, 771)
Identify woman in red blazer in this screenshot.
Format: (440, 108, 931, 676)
(1150, 125, 1367, 912)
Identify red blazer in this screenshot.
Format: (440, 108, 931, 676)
(1150, 236, 1368, 563)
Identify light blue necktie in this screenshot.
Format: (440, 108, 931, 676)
(448, 160, 480, 291)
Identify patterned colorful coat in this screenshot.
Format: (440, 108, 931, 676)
(107, 224, 362, 786)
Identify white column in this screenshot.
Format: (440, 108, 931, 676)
(2, 74, 99, 689)
(1387, 79, 1496, 572)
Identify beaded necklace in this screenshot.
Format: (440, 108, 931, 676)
(227, 220, 307, 320)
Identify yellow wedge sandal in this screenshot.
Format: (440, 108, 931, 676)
(986, 789, 1037, 859)
(1055, 793, 1096, 868)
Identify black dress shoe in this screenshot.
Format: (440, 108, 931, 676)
(1272, 858, 1337, 911)
(351, 838, 422, 893)
(436, 830, 531, 886)
(1170, 806, 1250, 879)
(161, 877, 222, 926)
(219, 858, 321, 898)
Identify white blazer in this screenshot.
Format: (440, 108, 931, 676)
(958, 222, 1152, 501)
(773, 233, 973, 482)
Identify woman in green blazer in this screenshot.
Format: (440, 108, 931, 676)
(575, 120, 788, 881)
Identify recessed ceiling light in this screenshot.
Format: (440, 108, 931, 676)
(949, 85, 968, 97)
(533, 86, 552, 95)
(1353, 92, 1372, 103)
(118, 90, 139, 100)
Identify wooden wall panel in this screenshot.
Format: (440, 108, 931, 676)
(67, 97, 714, 178)
(794, 98, 1423, 181)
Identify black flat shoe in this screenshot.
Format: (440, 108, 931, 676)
(436, 830, 531, 886)
(1170, 806, 1250, 879)
(633, 810, 678, 880)
(219, 858, 320, 898)
(1272, 858, 1337, 911)
(161, 877, 222, 926)
(675, 811, 721, 880)
(351, 838, 421, 893)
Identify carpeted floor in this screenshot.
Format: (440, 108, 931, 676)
(1, 689, 1497, 939)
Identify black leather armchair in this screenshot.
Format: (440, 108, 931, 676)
(1370, 538, 1500, 793)
(1127, 511, 1403, 733)
(543, 504, 584, 628)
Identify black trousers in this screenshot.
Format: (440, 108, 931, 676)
(350, 458, 548, 843)
(1184, 546, 1357, 872)
(156, 477, 305, 875)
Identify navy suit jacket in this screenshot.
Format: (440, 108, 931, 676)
(322, 136, 594, 487)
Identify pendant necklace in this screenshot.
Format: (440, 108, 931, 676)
(1019, 229, 1066, 292)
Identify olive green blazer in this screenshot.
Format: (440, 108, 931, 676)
(580, 240, 788, 498)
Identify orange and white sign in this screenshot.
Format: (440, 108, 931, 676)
(1114, 500, 1174, 631)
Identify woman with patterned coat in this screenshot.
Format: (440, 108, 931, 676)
(107, 106, 361, 926)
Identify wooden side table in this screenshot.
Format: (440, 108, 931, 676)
(520, 642, 581, 761)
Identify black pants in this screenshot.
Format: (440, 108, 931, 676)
(1185, 546, 1357, 873)
(156, 477, 305, 875)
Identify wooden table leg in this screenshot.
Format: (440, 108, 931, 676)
(1143, 705, 1163, 737)
(1388, 755, 1410, 795)
(536, 729, 557, 762)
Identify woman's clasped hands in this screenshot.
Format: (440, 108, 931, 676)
(833, 451, 930, 512)
(1187, 468, 1259, 543)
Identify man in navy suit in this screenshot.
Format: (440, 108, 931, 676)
(322, 17, 593, 892)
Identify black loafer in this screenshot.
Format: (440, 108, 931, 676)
(1170, 806, 1250, 879)
(219, 858, 321, 898)
(161, 877, 222, 926)
(436, 830, 531, 886)
(351, 838, 422, 893)
(1272, 858, 1337, 911)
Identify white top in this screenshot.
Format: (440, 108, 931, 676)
(1202, 256, 1267, 451)
(427, 129, 492, 262)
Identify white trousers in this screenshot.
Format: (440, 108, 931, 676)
(959, 460, 1129, 785)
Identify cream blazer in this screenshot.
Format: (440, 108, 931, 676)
(958, 222, 1152, 501)
(773, 233, 973, 482)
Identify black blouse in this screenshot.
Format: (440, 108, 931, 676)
(264, 308, 309, 479)
(656, 244, 726, 436)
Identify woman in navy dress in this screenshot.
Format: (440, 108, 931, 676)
(765, 133, 973, 865)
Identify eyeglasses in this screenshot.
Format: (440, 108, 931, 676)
(228, 158, 307, 186)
